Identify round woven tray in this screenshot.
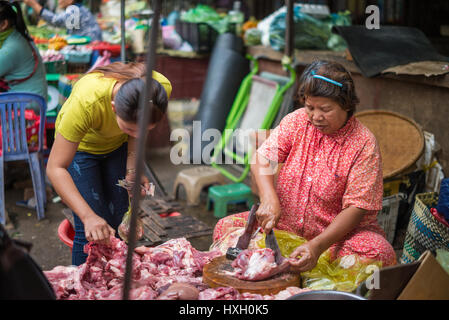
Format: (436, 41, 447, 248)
(355, 109, 424, 179)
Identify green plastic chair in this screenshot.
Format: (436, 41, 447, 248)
(207, 183, 254, 218)
(210, 55, 296, 182)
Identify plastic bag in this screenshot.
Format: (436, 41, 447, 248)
(268, 7, 350, 52)
(244, 28, 262, 46)
(162, 25, 183, 50)
(269, 6, 330, 51)
(87, 50, 111, 73)
(118, 202, 144, 243)
(436, 179, 449, 222)
(436, 249, 449, 275)
(180, 4, 230, 34)
(116, 179, 154, 243)
(301, 253, 382, 292)
(325, 11, 351, 51)
(256, 229, 383, 292)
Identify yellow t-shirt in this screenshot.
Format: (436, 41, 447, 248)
(55, 71, 172, 154)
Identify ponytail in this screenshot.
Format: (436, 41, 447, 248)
(0, 1, 31, 41)
(11, 1, 31, 41)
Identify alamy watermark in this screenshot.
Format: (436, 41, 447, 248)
(169, 121, 277, 165)
(365, 265, 380, 290)
(365, 5, 381, 30)
(65, 5, 80, 30)
(63, 4, 380, 32)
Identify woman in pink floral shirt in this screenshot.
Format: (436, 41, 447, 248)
(214, 61, 396, 271)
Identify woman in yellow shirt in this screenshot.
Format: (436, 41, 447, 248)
(46, 62, 172, 265)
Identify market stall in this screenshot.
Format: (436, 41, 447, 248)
(2, 0, 449, 303)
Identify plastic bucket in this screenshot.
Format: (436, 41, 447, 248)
(58, 219, 74, 251)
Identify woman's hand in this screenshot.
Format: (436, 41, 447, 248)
(288, 241, 322, 272)
(256, 196, 282, 234)
(83, 214, 116, 245)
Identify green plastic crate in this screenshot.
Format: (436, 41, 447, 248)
(44, 60, 67, 74)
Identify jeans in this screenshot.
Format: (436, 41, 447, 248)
(67, 143, 128, 265)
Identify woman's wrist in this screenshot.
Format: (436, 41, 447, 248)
(260, 191, 279, 205)
(308, 237, 328, 257)
(126, 168, 136, 175)
(77, 208, 97, 225)
(127, 151, 136, 158)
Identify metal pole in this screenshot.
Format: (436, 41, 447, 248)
(120, 0, 126, 62)
(122, 0, 161, 300)
(285, 0, 294, 58)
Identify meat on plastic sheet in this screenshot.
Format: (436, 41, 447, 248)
(44, 237, 307, 300)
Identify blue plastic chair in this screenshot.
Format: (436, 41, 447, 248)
(0, 92, 47, 224)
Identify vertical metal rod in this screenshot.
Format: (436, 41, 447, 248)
(120, 0, 126, 62)
(122, 0, 161, 300)
(285, 0, 294, 58)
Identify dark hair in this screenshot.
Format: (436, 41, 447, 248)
(90, 62, 169, 124)
(296, 60, 359, 117)
(114, 78, 168, 124)
(0, 1, 31, 41)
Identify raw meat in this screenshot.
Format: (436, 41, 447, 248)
(44, 236, 307, 300)
(271, 286, 310, 300)
(230, 248, 290, 281)
(44, 237, 221, 300)
(157, 282, 200, 300)
(198, 287, 241, 300)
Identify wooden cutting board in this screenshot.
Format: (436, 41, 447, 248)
(202, 255, 301, 295)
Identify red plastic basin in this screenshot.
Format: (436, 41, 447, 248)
(58, 219, 75, 250)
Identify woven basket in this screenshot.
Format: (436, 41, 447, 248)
(400, 192, 449, 263)
(355, 110, 424, 179)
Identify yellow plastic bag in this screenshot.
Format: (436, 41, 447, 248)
(118, 201, 144, 243)
(256, 229, 383, 292)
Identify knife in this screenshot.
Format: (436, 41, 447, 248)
(265, 229, 284, 265)
(225, 203, 259, 260)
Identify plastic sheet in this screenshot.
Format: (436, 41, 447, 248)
(255, 229, 383, 292)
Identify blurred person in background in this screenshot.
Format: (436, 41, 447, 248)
(22, 0, 102, 41)
(0, 0, 47, 101)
